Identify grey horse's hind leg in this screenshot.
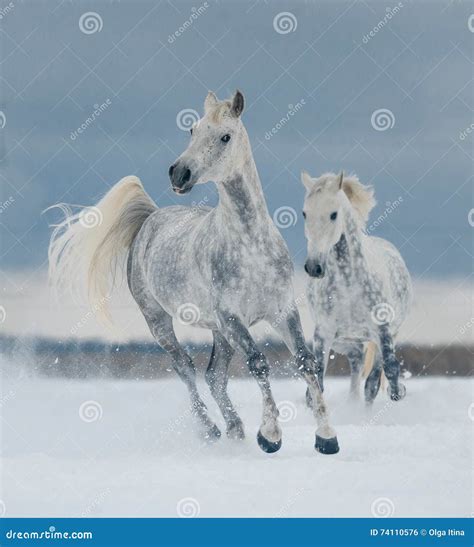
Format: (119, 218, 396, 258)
(378, 325, 406, 402)
(205, 331, 245, 440)
(364, 351, 383, 404)
(347, 343, 364, 399)
(273, 309, 339, 455)
(139, 304, 221, 441)
(216, 313, 281, 453)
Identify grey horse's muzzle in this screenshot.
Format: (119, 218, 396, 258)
(169, 161, 195, 194)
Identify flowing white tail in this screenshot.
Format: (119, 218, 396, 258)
(47, 176, 157, 322)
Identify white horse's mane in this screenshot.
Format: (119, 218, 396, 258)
(341, 174, 376, 227)
(315, 172, 376, 227)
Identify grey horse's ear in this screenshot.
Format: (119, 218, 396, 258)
(301, 170, 313, 190)
(204, 91, 218, 113)
(230, 90, 245, 117)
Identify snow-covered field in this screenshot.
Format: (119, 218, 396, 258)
(1, 364, 472, 518)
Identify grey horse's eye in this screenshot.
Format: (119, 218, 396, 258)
(190, 128, 193, 135)
(302, 211, 306, 219)
(221, 134, 231, 143)
(330, 211, 337, 221)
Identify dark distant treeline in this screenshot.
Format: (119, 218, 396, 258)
(0, 334, 472, 379)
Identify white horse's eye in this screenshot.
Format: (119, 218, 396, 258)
(221, 134, 231, 143)
(190, 128, 193, 135)
(302, 211, 306, 219)
(330, 211, 337, 221)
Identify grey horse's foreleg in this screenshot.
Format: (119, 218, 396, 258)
(146, 317, 221, 440)
(273, 310, 339, 454)
(205, 331, 245, 439)
(347, 343, 365, 399)
(305, 330, 332, 407)
(378, 325, 406, 401)
(364, 351, 383, 404)
(216, 313, 281, 453)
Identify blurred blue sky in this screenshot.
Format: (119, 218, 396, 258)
(0, 0, 472, 279)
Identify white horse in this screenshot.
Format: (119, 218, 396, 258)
(48, 91, 339, 454)
(301, 171, 411, 403)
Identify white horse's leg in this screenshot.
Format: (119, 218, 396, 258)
(216, 313, 281, 453)
(364, 349, 383, 404)
(378, 326, 406, 401)
(273, 310, 339, 454)
(347, 343, 365, 399)
(205, 331, 245, 440)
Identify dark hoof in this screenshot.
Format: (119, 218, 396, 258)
(204, 424, 221, 442)
(388, 383, 406, 401)
(227, 420, 245, 440)
(315, 434, 339, 455)
(257, 430, 282, 453)
(305, 387, 313, 408)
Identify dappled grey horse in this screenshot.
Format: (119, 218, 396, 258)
(48, 91, 339, 454)
(301, 171, 411, 404)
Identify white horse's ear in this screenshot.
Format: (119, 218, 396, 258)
(301, 170, 313, 190)
(230, 90, 245, 117)
(204, 91, 218, 113)
(338, 171, 344, 190)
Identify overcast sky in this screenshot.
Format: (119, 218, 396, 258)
(0, 0, 472, 279)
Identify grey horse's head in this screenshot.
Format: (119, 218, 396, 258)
(301, 171, 345, 279)
(169, 90, 246, 194)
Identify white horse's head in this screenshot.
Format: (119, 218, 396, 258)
(301, 171, 375, 278)
(169, 90, 246, 194)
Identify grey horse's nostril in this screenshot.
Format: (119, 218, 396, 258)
(169, 164, 176, 178)
(183, 168, 191, 184)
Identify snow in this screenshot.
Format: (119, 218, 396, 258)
(1, 365, 472, 518)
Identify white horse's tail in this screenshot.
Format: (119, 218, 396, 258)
(47, 176, 157, 323)
(362, 341, 387, 390)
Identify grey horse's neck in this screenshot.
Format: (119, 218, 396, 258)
(216, 136, 269, 229)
